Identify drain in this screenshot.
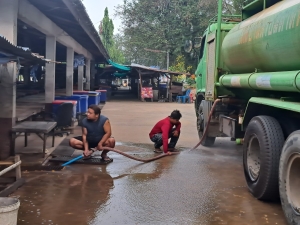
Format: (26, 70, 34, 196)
(49, 156, 112, 165)
(21, 165, 64, 171)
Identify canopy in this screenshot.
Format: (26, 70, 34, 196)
(108, 59, 130, 71)
(113, 72, 128, 77)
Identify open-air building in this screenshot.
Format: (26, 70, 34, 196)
(0, 0, 109, 160)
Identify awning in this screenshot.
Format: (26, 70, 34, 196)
(0, 35, 58, 64)
(113, 72, 128, 77)
(108, 59, 131, 71)
(130, 63, 185, 75)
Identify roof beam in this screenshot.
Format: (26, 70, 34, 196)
(18, 0, 93, 59)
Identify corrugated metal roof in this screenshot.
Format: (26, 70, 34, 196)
(27, 0, 109, 62)
(130, 63, 184, 75)
(0, 35, 57, 64)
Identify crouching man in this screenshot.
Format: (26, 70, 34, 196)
(69, 105, 115, 162)
(149, 110, 182, 154)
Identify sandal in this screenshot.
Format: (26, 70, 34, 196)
(154, 149, 163, 153)
(101, 156, 113, 162)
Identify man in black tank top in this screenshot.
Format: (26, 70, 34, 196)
(69, 105, 115, 162)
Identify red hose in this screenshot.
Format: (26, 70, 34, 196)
(94, 99, 220, 161)
(190, 99, 221, 150)
(100, 147, 179, 163)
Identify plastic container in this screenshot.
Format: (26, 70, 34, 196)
(87, 92, 99, 105)
(74, 95, 88, 114)
(98, 87, 111, 99)
(95, 90, 107, 103)
(0, 197, 20, 225)
(55, 95, 82, 114)
(73, 91, 99, 106)
(52, 100, 77, 118)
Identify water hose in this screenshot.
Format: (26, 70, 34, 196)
(101, 147, 179, 163)
(62, 148, 180, 166)
(190, 99, 221, 150)
(62, 155, 85, 166)
(62, 99, 219, 166)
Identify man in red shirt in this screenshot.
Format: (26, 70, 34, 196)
(149, 110, 182, 154)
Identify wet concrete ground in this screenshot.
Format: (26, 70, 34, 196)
(12, 100, 288, 225)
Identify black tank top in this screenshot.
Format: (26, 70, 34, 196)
(82, 115, 108, 143)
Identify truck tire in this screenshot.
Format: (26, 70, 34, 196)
(279, 131, 300, 225)
(243, 116, 284, 200)
(197, 100, 216, 147)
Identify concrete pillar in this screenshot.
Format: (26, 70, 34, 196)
(45, 36, 56, 103)
(66, 47, 74, 96)
(23, 66, 31, 85)
(77, 65, 84, 91)
(0, 0, 19, 160)
(85, 59, 91, 90)
(90, 60, 96, 91)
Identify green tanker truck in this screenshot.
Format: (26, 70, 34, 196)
(193, 0, 300, 224)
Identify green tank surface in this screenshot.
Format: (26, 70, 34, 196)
(221, 0, 300, 74)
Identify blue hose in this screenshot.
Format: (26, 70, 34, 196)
(62, 155, 84, 166)
(62, 149, 95, 166)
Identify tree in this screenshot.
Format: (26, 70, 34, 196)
(99, 7, 125, 64)
(116, 0, 242, 69)
(116, 0, 220, 70)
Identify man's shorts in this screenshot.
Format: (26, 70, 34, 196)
(73, 136, 99, 149)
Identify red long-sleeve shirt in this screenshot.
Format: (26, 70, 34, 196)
(149, 117, 181, 153)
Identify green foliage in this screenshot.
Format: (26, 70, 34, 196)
(100, 8, 125, 64)
(169, 55, 187, 73)
(116, 0, 218, 69)
(185, 77, 196, 89)
(113, 0, 242, 67)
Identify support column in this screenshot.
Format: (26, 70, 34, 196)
(66, 48, 74, 96)
(77, 65, 84, 91)
(85, 59, 91, 90)
(45, 36, 56, 103)
(23, 66, 31, 85)
(0, 0, 19, 160)
(90, 60, 96, 91)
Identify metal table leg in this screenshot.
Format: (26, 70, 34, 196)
(43, 133, 47, 158)
(25, 133, 28, 147)
(10, 132, 17, 156)
(52, 132, 55, 147)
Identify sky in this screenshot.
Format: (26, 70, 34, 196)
(83, 0, 123, 35)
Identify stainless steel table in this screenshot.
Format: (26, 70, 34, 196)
(11, 121, 57, 158)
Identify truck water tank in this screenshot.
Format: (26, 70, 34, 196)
(221, 0, 300, 74)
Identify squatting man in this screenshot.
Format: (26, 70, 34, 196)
(69, 105, 182, 159)
(149, 110, 182, 154)
(69, 105, 115, 162)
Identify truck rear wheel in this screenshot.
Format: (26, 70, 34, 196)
(243, 116, 284, 200)
(197, 101, 216, 147)
(279, 131, 300, 225)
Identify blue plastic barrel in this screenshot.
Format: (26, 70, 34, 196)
(87, 92, 99, 105)
(74, 95, 88, 113)
(96, 90, 107, 103)
(73, 91, 99, 106)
